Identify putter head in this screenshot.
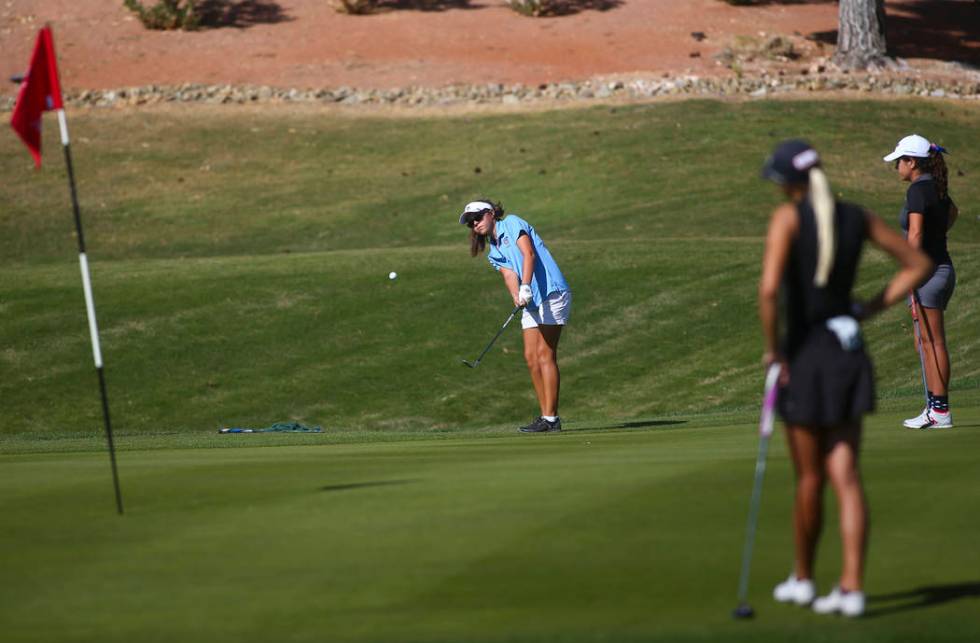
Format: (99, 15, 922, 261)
(10, 74, 25, 84)
(732, 603, 755, 619)
(461, 359, 478, 369)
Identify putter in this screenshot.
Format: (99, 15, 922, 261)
(461, 305, 522, 369)
(733, 363, 782, 620)
(10, 73, 25, 84)
(910, 292, 929, 407)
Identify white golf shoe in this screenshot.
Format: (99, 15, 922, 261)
(812, 586, 865, 617)
(904, 408, 954, 429)
(903, 408, 931, 429)
(773, 575, 816, 606)
(925, 409, 954, 429)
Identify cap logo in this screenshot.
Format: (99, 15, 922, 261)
(792, 149, 819, 171)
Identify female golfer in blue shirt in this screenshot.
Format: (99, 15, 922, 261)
(460, 199, 571, 433)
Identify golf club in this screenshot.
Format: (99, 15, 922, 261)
(733, 363, 782, 620)
(461, 305, 522, 369)
(910, 292, 930, 407)
(10, 73, 24, 84)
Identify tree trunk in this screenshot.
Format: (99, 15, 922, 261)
(833, 0, 890, 70)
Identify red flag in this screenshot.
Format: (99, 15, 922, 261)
(10, 26, 64, 167)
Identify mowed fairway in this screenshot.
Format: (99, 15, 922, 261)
(2, 99, 980, 641)
(3, 413, 980, 643)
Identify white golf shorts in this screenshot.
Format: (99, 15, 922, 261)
(522, 290, 572, 330)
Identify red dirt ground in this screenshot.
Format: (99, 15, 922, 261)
(1, 1, 977, 98)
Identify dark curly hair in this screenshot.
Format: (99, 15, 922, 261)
(919, 148, 950, 201)
(468, 198, 505, 257)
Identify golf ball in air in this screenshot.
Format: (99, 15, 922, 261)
(389, 272, 397, 280)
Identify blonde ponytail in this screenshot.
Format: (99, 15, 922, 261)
(810, 167, 835, 287)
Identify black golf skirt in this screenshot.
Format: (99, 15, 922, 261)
(777, 328, 875, 427)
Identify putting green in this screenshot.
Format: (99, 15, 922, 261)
(2, 407, 979, 642)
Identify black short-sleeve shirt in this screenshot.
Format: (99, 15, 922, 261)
(899, 174, 954, 266)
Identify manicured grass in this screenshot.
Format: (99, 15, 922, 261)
(2, 410, 979, 643)
(1, 100, 978, 439)
(2, 99, 979, 642)
(2, 101, 978, 265)
(2, 239, 978, 440)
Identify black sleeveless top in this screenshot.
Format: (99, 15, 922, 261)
(782, 200, 868, 358)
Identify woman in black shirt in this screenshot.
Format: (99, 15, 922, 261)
(760, 140, 930, 617)
(883, 135, 959, 429)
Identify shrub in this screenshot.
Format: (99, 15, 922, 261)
(330, 0, 471, 12)
(505, 0, 617, 16)
(506, 0, 557, 15)
(330, 0, 378, 13)
(123, 0, 199, 30)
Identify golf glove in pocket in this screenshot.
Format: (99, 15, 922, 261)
(825, 315, 862, 351)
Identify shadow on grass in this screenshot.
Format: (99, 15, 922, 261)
(321, 479, 420, 493)
(865, 581, 980, 618)
(196, 1, 293, 28)
(564, 419, 687, 433)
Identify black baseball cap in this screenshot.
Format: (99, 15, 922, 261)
(761, 139, 821, 184)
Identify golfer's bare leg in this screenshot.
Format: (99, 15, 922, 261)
(786, 424, 824, 581)
(523, 328, 548, 416)
(535, 325, 562, 417)
(824, 421, 867, 592)
(920, 307, 950, 395)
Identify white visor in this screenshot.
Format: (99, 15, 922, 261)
(459, 201, 494, 224)
(883, 134, 931, 162)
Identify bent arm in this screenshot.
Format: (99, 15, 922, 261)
(516, 234, 536, 287)
(859, 211, 933, 319)
(948, 202, 958, 230)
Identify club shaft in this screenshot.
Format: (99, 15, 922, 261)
(470, 306, 521, 365)
(736, 433, 771, 604)
(910, 294, 929, 406)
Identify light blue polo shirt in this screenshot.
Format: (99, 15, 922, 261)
(487, 214, 569, 308)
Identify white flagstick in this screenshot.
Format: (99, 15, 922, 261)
(57, 108, 124, 515)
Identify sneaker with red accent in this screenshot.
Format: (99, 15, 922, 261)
(924, 409, 953, 429)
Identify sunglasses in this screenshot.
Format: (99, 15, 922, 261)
(465, 211, 488, 227)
